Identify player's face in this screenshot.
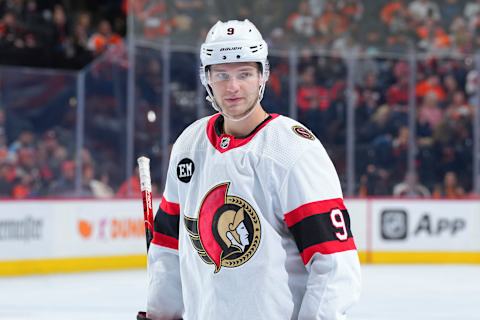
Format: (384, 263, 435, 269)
(208, 62, 262, 120)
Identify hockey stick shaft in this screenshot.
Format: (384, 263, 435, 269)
(137, 156, 154, 251)
(136, 158, 180, 320)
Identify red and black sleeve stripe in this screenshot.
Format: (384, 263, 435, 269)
(152, 196, 180, 250)
(284, 198, 356, 265)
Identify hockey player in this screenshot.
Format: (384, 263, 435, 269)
(145, 19, 361, 320)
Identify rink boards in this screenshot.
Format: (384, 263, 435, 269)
(349, 198, 480, 264)
(1, 198, 479, 275)
(0, 200, 147, 276)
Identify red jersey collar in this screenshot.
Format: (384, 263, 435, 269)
(206, 113, 279, 153)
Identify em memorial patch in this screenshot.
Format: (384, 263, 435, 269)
(177, 158, 195, 183)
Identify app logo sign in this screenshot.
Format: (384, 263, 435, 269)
(381, 210, 408, 240)
(413, 214, 466, 236)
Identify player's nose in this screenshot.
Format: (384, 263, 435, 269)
(225, 77, 240, 92)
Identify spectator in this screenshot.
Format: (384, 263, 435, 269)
(87, 19, 123, 55)
(443, 74, 460, 105)
(172, 0, 205, 40)
(385, 30, 412, 53)
(116, 167, 141, 197)
(69, 11, 94, 66)
(369, 104, 395, 142)
(307, 0, 326, 17)
(0, 160, 15, 197)
(416, 18, 451, 51)
(393, 171, 431, 197)
(361, 30, 383, 55)
(385, 60, 409, 104)
(129, 0, 171, 39)
(48, 160, 76, 196)
(433, 171, 465, 198)
(440, 0, 463, 28)
(8, 130, 35, 158)
(14, 146, 42, 196)
(367, 105, 397, 169)
(445, 90, 473, 122)
(0, 11, 25, 49)
(0, 0, 24, 18)
(418, 92, 444, 131)
(449, 16, 472, 53)
(358, 164, 391, 196)
(381, 0, 409, 32)
(315, 1, 349, 39)
(416, 74, 446, 101)
(357, 72, 383, 107)
(464, 0, 480, 24)
(84, 163, 114, 198)
(36, 130, 67, 184)
(286, 1, 315, 41)
(338, 0, 364, 22)
(296, 65, 330, 137)
(12, 173, 33, 198)
(297, 65, 330, 112)
(49, 4, 70, 54)
(332, 32, 361, 58)
(23, 0, 44, 31)
(408, 0, 441, 22)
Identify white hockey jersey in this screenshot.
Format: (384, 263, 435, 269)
(147, 113, 361, 320)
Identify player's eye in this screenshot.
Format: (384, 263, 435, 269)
(237, 72, 253, 80)
(213, 72, 229, 81)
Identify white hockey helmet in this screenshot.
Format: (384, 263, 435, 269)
(199, 19, 269, 112)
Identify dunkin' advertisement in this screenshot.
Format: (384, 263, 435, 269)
(0, 200, 147, 261)
(61, 200, 146, 257)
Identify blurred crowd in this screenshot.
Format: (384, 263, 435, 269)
(261, 52, 474, 198)
(0, 0, 479, 199)
(347, 57, 472, 198)
(135, 0, 480, 55)
(4, 0, 479, 64)
(0, 0, 128, 198)
(0, 0, 125, 68)
(0, 126, 115, 198)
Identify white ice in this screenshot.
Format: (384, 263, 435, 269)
(0, 265, 479, 320)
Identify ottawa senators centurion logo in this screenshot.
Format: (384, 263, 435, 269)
(184, 183, 261, 273)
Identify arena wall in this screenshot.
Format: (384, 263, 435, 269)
(1, 199, 479, 276)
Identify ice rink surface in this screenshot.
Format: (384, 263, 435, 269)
(1, 264, 479, 320)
